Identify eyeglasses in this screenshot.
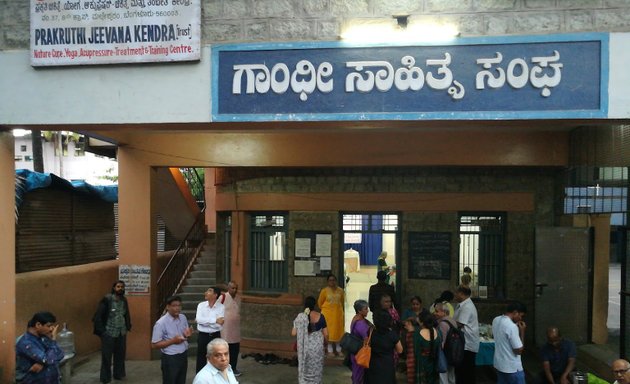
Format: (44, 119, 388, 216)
(613, 368, 630, 375)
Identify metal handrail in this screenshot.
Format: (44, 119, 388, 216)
(155, 208, 206, 320)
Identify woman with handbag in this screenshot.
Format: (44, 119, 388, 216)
(350, 299, 372, 384)
(291, 296, 328, 384)
(405, 312, 442, 384)
(365, 310, 403, 384)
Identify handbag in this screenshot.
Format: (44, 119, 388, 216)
(339, 332, 363, 355)
(355, 328, 373, 369)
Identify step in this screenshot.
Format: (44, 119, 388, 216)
(189, 270, 215, 279)
(184, 278, 215, 286)
(193, 266, 216, 273)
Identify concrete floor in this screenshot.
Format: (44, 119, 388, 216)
(68, 351, 511, 384)
(69, 352, 354, 384)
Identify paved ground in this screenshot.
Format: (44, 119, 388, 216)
(69, 353, 355, 384)
(68, 352, 511, 384)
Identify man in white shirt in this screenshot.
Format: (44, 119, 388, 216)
(612, 359, 630, 384)
(220, 281, 242, 377)
(196, 287, 225, 373)
(193, 338, 238, 384)
(492, 301, 527, 384)
(453, 285, 479, 384)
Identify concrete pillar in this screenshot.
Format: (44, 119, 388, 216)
(231, 211, 247, 289)
(117, 148, 156, 359)
(0, 132, 16, 382)
(205, 168, 216, 233)
(591, 214, 611, 344)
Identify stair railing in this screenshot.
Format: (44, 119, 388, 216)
(155, 208, 206, 320)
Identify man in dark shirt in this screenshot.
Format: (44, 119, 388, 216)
(540, 327, 576, 384)
(368, 270, 397, 313)
(93, 280, 132, 384)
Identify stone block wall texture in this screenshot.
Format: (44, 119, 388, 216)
(4, 1, 630, 49)
(218, 166, 562, 341)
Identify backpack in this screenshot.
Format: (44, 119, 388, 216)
(441, 320, 465, 367)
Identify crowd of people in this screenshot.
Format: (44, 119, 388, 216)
(12, 274, 625, 384)
(289, 271, 586, 384)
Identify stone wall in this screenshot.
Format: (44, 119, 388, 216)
(224, 166, 562, 343)
(3, 1, 630, 49)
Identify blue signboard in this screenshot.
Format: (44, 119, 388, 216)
(211, 33, 608, 122)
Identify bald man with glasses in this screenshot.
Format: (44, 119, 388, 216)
(612, 359, 630, 384)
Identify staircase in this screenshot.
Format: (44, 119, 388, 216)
(178, 235, 218, 355)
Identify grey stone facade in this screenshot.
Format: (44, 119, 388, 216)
(4, 0, 630, 49)
(217, 166, 563, 341)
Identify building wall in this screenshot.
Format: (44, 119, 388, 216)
(3, 1, 630, 50)
(217, 166, 562, 349)
(15, 261, 120, 356)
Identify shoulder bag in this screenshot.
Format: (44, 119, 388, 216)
(339, 321, 364, 354)
(355, 328, 373, 369)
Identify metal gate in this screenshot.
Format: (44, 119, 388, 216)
(622, 228, 630, 359)
(535, 227, 592, 346)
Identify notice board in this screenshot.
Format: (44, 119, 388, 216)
(408, 232, 451, 280)
(294, 230, 332, 276)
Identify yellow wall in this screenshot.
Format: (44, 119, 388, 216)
(117, 148, 156, 359)
(16, 261, 119, 355)
(0, 132, 16, 383)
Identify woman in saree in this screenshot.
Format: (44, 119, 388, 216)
(350, 299, 372, 384)
(405, 312, 441, 384)
(317, 274, 344, 356)
(292, 296, 328, 384)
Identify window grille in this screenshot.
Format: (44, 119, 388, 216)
(564, 167, 628, 226)
(459, 213, 505, 299)
(249, 214, 287, 292)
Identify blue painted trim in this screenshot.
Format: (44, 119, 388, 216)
(600, 34, 610, 115)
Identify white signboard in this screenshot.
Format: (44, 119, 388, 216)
(119, 264, 151, 295)
(30, 0, 201, 66)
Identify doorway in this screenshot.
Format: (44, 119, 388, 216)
(340, 213, 400, 330)
(534, 227, 592, 346)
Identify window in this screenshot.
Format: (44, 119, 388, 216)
(14, 155, 23, 161)
(249, 214, 287, 292)
(24, 155, 33, 161)
(564, 167, 627, 226)
(459, 213, 505, 299)
(20, 145, 27, 152)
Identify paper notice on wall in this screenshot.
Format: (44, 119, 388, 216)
(119, 264, 150, 295)
(319, 257, 331, 271)
(344, 232, 362, 244)
(294, 260, 317, 276)
(295, 238, 311, 258)
(315, 234, 331, 257)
